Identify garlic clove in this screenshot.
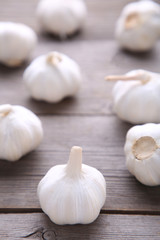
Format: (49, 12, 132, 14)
(0, 22, 37, 67)
(125, 123, 160, 186)
(23, 51, 82, 103)
(38, 146, 106, 225)
(36, 0, 87, 37)
(0, 104, 43, 161)
(105, 69, 160, 124)
(115, 0, 160, 52)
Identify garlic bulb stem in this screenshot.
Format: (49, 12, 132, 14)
(105, 72, 150, 84)
(0, 104, 12, 117)
(132, 136, 158, 160)
(66, 146, 82, 177)
(46, 52, 62, 66)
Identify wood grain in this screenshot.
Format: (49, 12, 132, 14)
(0, 0, 160, 115)
(0, 0, 158, 41)
(0, 115, 129, 209)
(1, 213, 160, 240)
(0, 0, 136, 40)
(0, 116, 160, 212)
(1, 0, 160, 238)
(1, 165, 160, 212)
(0, 40, 160, 115)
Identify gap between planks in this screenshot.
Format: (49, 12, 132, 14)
(1, 208, 160, 216)
(36, 113, 115, 117)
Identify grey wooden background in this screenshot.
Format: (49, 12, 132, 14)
(0, 0, 160, 239)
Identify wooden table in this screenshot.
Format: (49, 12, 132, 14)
(0, 0, 160, 239)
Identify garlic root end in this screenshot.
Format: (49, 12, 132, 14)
(132, 136, 158, 160)
(125, 12, 141, 30)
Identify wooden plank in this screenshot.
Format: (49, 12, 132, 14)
(0, 115, 160, 212)
(1, 165, 160, 212)
(0, 0, 160, 238)
(1, 213, 160, 239)
(0, 0, 136, 40)
(0, 40, 160, 115)
(1, 166, 160, 212)
(1, 0, 160, 115)
(0, 115, 128, 209)
(0, 0, 159, 41)
(0, 115, 130, 155)
(38, 115, 131, 152)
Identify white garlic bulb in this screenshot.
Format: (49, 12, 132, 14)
(0, 104, 43, 161)
(0, 22, 37, 67)
(115, 0, 160, 51)
(106, 69, 160, 124)
(23, 51, 82, 103)
(125, 123, 160, 186)
(36, 0, 87, 37)
(38, 146, 106, 225)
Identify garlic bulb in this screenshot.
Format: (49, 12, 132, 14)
(0, 22, 37, 67)
(23, 51, 82, 103)
(36, 0, 87, 37)
(0, 104, 43, 161)
(106, 69, 160, 124)
(38, 146, 106, 225)
(124, 123, 160, 186)
(115, 0, 160, 51)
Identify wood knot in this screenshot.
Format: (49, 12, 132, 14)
(42, 230, 57, 240)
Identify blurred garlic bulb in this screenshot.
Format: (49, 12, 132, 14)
(0, 22, 37, 67)
(115, 0, 160, 51)
(23, 51, 82, 103)
(125, 123, 160, 186)
(0, 104, 43, 161)
(38, 146, 106, 225)
(106, 69, 160, 124)
(36, 0, 87, 37)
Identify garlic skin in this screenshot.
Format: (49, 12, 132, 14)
(0, 22, 37, 67)
(0, 104, 43, 161)
(36, 0, 87, 36)
(23, 52, 82, 103)
(124, 123, 160, 186)
(108, 69, 160, 124)
(115, 0, 160, 51)
(38, 146, 106, 225)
